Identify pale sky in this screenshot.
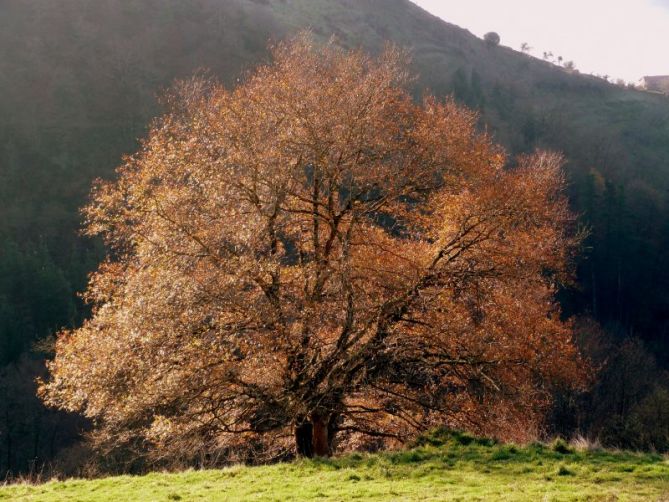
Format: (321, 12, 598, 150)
(412, 0, 669, 82)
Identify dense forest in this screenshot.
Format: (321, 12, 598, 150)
(1, 0, 669, 476)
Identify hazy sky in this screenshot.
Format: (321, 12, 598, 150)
(412, 0, 669, 82)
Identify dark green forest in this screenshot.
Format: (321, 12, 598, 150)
(1, 0, 668, 476)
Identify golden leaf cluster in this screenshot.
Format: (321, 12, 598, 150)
(41, 34, 586, 460)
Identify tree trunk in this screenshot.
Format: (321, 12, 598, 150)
(295, 420, 314, 457)
(311, 413, 330, 457)
(294, 413, 331, 458)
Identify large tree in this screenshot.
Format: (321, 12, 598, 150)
(41, 36, 585, 462)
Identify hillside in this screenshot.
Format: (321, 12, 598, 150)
(1, 432, 668, 501)
(2, 0, 669, 353)
(1, 0, 669, 476)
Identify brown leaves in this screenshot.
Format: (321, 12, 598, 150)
(41, 34, 587, 461)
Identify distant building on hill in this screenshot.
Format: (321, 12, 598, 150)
(640, 75, 669, 94)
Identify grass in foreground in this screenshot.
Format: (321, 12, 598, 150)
(1, 430, 668, 501)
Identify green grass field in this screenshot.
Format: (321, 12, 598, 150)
(2, 431, 668, 501)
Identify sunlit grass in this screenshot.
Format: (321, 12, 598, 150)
(2, 430, 668, 501)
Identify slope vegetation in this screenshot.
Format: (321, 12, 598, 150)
(2, 0, 669, 475)
(1, 432, 668, 501)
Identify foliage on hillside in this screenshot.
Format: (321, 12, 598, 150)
(40, 36, 584, 465)
(1, 0, 669, 475)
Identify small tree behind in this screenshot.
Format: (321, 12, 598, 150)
(41, 35, 586, 463)
(484, 32, 500, 47)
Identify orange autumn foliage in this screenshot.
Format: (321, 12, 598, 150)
(41, 35, 586, 461)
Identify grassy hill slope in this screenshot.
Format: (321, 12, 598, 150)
(2, 432, 668, 501)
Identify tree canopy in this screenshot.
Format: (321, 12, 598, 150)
(41, 36, 586, 462)
(483, 32, 501, 47)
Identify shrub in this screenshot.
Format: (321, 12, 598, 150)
(484, 32, 500, 47)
